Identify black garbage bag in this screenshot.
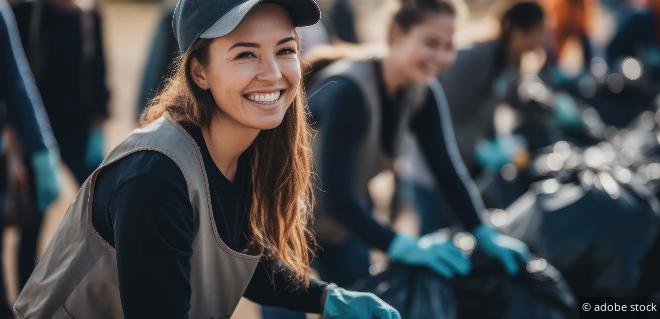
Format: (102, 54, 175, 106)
(352, 228, 576, 319)
(453, 252, 577, 319)
(352, 262, 458, 319)
(501, 176, 659, 296)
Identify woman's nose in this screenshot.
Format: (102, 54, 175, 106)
(256, 56, 283, 82)
(435, 50, 455, 66)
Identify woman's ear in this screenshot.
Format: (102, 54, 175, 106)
(190, 57, 210, 90)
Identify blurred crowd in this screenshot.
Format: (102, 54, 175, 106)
(1, 0, 660, 317)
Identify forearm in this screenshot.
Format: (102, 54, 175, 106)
(321, 191, 396, 250)
(243, 259, 328, 313)
(412, 84, 485, 230)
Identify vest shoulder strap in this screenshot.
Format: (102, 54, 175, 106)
(100, 115, 208, 222)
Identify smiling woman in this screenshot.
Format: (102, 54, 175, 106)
(308, 0, 529, 292)
(12, 1, 400, 319)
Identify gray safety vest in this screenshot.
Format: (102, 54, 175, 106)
(311, 58, 426, 242)
(14, 114, 261, 319)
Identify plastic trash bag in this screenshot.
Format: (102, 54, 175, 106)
(453, 252, 577, 319)
(501, 176, 659, 296)
(353, 230, 576, 319)
(352, 262, 458, 319)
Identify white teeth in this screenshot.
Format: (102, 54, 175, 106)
(247, 91, 281, 103)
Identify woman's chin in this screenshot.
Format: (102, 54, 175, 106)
(239, 100, 289, 130)
(245, 115, 286, 131)
(407, 71, 436, 85)
(421, 72, 439, 83)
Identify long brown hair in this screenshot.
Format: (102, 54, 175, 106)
(140, 36, 316, 287)
(544, 0, 593, 60)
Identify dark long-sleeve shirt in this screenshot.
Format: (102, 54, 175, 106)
(309, 60, 483, 251)
(91, 122, 326, 318)
(0, 0, 56, 154)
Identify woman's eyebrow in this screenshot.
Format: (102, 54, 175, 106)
(277, 36, 296, 45)
(229, 42, 259, 50)
(229, 36, 296, 50)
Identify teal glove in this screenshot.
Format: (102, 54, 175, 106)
(473, 224, 529, 275)
(388, 233, 470, 278)
(322, 283, 400, 319)
(474, 135, 526, 172)
(548, 65, 571, 87)
(641, 47, 660, 71)
(552, 93, 584, 129)
(85, 127, 104, 170)
(30, 148, 62, 211)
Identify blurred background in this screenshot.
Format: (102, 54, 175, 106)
(1, 0, 660, 318)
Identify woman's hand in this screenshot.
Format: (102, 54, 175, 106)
(322, 284, 400, 319)
(387, 232, 471, 278)
(30, 148, 62, 211)
(474, 135, 528, 171)
(472, 224, 529, 275)
(85, 126, 105, 171)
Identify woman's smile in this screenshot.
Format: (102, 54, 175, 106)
(244, 89, 285, 106)
(190, 3, 301, 130)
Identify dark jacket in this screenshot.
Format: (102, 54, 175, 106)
(0, 0, 56, 154)
(12, 0, 109, 137)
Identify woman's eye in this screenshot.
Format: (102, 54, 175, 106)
(425, 40, 439, 49)
(277, 47, 297, 55)
(235, 51, 257, 59)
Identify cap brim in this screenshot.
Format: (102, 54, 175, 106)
(199, 0, 321, 39)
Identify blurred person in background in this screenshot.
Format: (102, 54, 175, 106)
(607, 0, 660, 71)
(396, 1, 546, 245)
(0, 0, 61, 315)
(541, 0, 600, 91)
(601, 0, 649, 27)
(11, 0, 109, 186)
(308, 0, 528, 293)
(439, 1, 546, 175)
(10, 0, 109, 290)
(136, 0, 179, 120)
(319, 0, 359, 43)
(14, 0, 401, 318)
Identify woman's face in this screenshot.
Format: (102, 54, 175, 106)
(191, 3, 300, 131)
(511, 24, 546, 57)
(390, 13, 456, 85)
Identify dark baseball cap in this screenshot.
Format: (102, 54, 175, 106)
(173, 0, 321, 53)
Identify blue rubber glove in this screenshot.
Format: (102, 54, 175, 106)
(30, 148, 62, 211)
(85, 127, 104, 170)
(473, 224, 529, 275)
(387, 233, 470, 278)
(474, 135, 526, 172)
(548, 65, 571, 87)
(322, 283, 400, 319)
(641, 47, 660, 71)
(552, 93, 584, 129)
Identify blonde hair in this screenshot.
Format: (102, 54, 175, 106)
(140, 36, 316, 286)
